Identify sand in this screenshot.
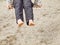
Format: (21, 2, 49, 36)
(0, 0, 60, 45)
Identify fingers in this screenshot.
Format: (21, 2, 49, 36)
(7, 4, 14, 9)
(34, 5, 42, 8)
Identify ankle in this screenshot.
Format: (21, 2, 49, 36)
(18, 19, 23, 24)
(29, 19, 33, 22)
(18, 19, 22, 22)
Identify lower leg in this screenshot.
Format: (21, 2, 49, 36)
(14, 0, 24, 26)
(23, 0, 34, 26)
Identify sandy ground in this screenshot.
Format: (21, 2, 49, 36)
(0, 0, 60, 45)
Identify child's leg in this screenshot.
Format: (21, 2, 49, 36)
(14, 0, 24, 24)
(31, 1, 34, 7)
(23, 0, 34, 25)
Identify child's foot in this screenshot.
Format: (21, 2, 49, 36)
(29, 20, 35, 26)
(17, 19, 24, 27)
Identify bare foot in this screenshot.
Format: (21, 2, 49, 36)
(17, 19, 24, 27)
(29, 20, 35, 26)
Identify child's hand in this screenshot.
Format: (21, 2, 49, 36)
(33, 4, 42, 8)
(7, 4, 14, 9)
